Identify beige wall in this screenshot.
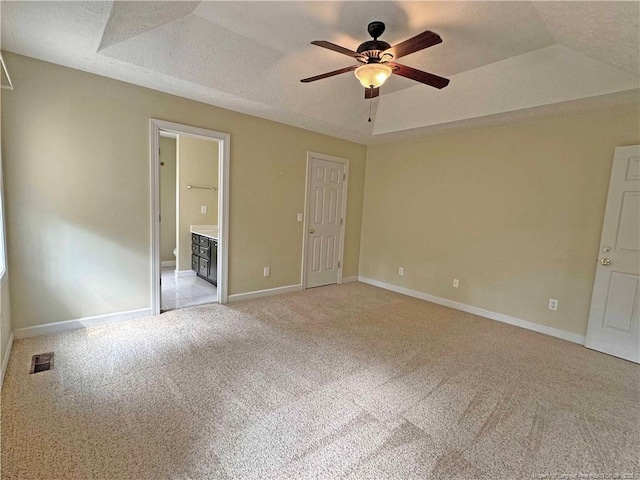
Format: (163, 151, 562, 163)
(5, 51, 634, 339)
(160, 136, 177, 263)
(1, 53, 367, 329)
(177, 135, 218, 271)
(360, 106, 640, 337)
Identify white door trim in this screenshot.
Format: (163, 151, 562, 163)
(149, 119, 230, 314)
(301, 151, 349, 290)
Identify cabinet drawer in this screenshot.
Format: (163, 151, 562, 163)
(191, 243, 199, 256)
(198, 245, 209, 258)
(198, 258, 209, 276)
(191, 233, 199, 245)
(191, 255, 199, 272)
(198, 236, 209, 246)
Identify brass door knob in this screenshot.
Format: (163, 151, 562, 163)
(600, 258, 611, 266)
(309, 229, 315, 234)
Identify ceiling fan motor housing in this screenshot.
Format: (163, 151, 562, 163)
(356, 40, 391, 59)
(357, 21, 391, 61)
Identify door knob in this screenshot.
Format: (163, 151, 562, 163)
(600, 258, 611, 266)
(309, 229, 315, 234)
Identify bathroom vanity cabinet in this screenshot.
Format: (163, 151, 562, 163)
(191, 233, 217, 285)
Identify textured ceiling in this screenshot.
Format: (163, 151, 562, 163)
(1, 1, 638, 144)
(98, 1, 200, 50)
(532, 2, 640, 75)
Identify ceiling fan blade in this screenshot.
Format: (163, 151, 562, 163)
(365, 87, 379, 99)
(311, 41, 365, 59)
(300, 65, 358, 83)
(388, 62, 449, 89)
(384, 30, 442, 60)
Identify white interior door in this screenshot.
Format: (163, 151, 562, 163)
(585, 145, 640, 363)
(305, 155, 346, 288)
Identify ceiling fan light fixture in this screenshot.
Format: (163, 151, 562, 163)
(354, 63, 392, 88)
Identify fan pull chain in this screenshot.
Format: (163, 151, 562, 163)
(368, 97, 372, 123)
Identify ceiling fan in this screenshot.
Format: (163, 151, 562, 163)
(301, 21, 450, 99)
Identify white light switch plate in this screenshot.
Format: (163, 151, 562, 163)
(297, 213, 303, 222)
(200, 205, 207, 214)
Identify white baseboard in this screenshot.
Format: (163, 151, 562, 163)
(341, 276, 358, 283)
(358, 277, 585, 345)
(1, 331, 14, 390)
(175, 269, 196, 278)
(161, 260, 176, 267)
(228, 284, 302, 303)
(13, 308, 153, 340)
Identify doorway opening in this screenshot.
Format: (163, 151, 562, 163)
(150, 119, 230, 315)
(301, 152, 349, 289)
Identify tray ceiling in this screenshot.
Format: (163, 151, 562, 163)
(2, 1, 638, 144)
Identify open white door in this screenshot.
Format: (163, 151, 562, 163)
(303, 153, 348, 289)
(585, 145, 640, 363)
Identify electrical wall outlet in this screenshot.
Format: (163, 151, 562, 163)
(548, 299, 558, 311)
(296, 213, 303, 222)
(200, 205, 207, 214)
(264, 267, 270, 277)
(398, 267, 404, 276)
(453, 278, 459, 288)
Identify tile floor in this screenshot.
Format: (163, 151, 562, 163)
(161, 266, 217, 311)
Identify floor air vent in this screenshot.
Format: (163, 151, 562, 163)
(30, 352, 54, 374)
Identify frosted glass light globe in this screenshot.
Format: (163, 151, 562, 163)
(354, 63, 392, 88)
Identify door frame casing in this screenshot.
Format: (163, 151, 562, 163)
(301, 151, 349, 290)
(149, 119, 230, 314)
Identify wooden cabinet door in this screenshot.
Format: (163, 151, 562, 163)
(208, 240, 218, 285)
(198, 257, 209, 278)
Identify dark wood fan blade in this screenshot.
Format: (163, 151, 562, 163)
(311, 41, 365, 59)
(384, 30, 442, 60)
(300, 65, 358, 83)
(365, 87, 379, 99)
(388, 62, 449, 89)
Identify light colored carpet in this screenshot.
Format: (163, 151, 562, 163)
(1, 282, 638, 479)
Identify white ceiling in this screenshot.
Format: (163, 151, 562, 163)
(2, 1, 638, 145)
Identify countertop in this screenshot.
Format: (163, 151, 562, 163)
(190, 224, 218, 240)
